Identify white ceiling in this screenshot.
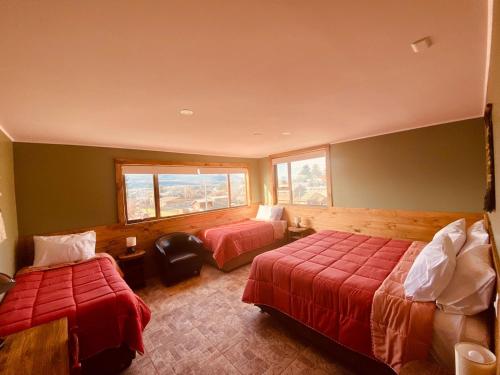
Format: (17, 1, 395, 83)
(0, 0, 490, 157)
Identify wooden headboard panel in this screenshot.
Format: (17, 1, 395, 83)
(16, 204, 260, 276)
(283, 206, 483, 242)
(16, 205, 484, 278)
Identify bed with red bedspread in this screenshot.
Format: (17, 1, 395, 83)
(0, 254, 151, 363)
(198, 219, 286, 269)
(242, 230, 435, 373)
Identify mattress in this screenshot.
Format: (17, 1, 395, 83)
(0, 255, 151, 360)
(198, 219, 286, 268)
(431, 310, 491, 369)
(242, 230, 412, 357)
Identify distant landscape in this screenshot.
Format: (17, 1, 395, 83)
(125, 173, 246, 220)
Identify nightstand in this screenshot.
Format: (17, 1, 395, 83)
(118, 250, 146, 289)
(0, 318, 70, 375)
(288, 226, 311, 242)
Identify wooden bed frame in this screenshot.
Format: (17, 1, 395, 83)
(203, 238, 288, 272)
(81, 344, 135, 374)
(257, 304, 394, 375)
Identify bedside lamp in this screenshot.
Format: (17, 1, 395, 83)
(126, 237, 137, 254)
(0, 272, 15, 350)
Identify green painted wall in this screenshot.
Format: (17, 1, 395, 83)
(0, 129, 18, 276)
(260, 118, 485, 212)
(14, 143, 262, 236)
(331, 118, 485, 211)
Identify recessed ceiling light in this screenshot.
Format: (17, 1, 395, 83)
(179, 109, 194, 116)
(252, 132, 263, 136)
(281, 131, 292, 136)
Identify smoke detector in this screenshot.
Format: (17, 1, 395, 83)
(411, 37, 432, 53)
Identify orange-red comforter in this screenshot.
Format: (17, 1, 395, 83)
(242, 230, 412, 358)
(0, 255, 151, 360)
(198, 219, 278, 267)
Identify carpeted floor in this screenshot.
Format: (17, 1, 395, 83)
(124, 263, 356, 375)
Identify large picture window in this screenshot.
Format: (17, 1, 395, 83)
(271, 146, 331, 206)
(116, 161, 249, 224)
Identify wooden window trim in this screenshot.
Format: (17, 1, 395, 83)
(115, 159, 251, 225)
(269, 144, 333, 207)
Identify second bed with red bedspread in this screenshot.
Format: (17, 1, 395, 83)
(242, 230, 435, 373)
(0, 255, 151, 361)
(198, 219, 285, 268)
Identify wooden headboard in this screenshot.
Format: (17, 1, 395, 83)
(16, 204, 260, 275)
(283, 206, 483, 242)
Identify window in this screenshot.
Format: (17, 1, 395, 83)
(124, 174, 156, 221)
(229, 173, 247, 206)
(276, 163, 290, 204)
(117, 162, 249, 223)
(271, 147, 331, 206)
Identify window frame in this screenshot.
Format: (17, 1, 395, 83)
(269, 145, 332, 207)
(115, 159, 251, 224)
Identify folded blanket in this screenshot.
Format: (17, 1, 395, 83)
(371, 241, 436, 373)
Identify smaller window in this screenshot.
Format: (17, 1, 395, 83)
(271, 147, 330, 207)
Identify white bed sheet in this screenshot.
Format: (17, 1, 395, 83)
(431, 309, 490, 369)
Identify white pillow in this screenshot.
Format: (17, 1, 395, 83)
(256, 205, 272, 220)
(404, 235, 456, 301)
(436, 244, 495, 315)
(33, 231, 96, 267)
(270, 206, 284, 221)
(433, 219, 466, 254)
(459, 220, 489, 255)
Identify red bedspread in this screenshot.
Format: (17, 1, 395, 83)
(198, 219, 277, 268)
(242, 230, 411, 357)
(0, 256, 151, 360)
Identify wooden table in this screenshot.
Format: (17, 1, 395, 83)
(118, 250, 146, 289)
(0, 318, 69, 375)
(288, 226, 311, 242)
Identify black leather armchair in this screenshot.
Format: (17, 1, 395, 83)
(155, 232, 204, 285)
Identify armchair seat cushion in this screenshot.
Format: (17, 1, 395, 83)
(169, 252, 199, 264)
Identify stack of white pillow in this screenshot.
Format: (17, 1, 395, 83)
(255, 205, 284, 221)
(404, 219, 494, 315)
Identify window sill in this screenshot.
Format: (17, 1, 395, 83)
(123, 204, 255, 226)
(278, 203, 330, 208)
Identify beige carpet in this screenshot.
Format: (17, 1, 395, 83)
(124, 264, 356, 375)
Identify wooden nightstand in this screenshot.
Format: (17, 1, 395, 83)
(118, 250, 146, 289)
(288, 226, 311, 242)
(0, 318, 69, 375)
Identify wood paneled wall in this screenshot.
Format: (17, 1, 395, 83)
(17, 204, 259, 277)
(282, 206, 483, 242)
(17, 204, 484, 278)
